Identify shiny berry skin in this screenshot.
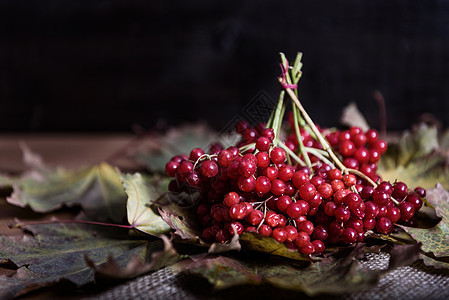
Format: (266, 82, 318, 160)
(376, 217, 393, 234)
(255, 176, 271, 196)
(217, 150, 232, 167)
(271, 227, 288, 243)
(229, 203, 247, 220)
(361, 186, 375, 199)
(355, 147, 369, 164)
(399, 201, 415, 222)
(343, 157, 359, 169)
(368, 148, 381, 163)
(284, 225, 299, 242)
(228, 222, 244, 235)
(372, 190, 390, 206)
(179, 160, 194, 174)
(294, 231, 310, 248)
(286, 202, 307, 218)
(351, 133, 367, 147)
(271, 179, 287, 196)
(392, 182, 408, 199)
(261, 128, 275, 141)
(364, 218, 376, 230)
(331, 179, 345, 192)
(186, 171, 201, 187)
(276, 195, 292, 213)
(318, 183, 333, 199)
(386, 206, 401, 223)
(238, 159, 257, 177)
(265, 211, 281, 227)
(312, 224, 329, 241)
(414, 187, 426, 198)
(224, 192, 240, 207)
(264, 166, 278, 181)
(342, 174, 357, 187)
(406, 193, 423, 211)
(339, 140, 356, 157)
(299, 241, 315, 255)
(200, 160, 218, 178)
(373, 139, 387, 154)
(328, 168, 342, 180)
(255, 136, 270, 151)
(312, 240, 325, 254)
(292, 171, 310, 188)
(341, 228, 358, 244)
(189, 148, 205, 161)
(334, 206, 351, 222)
(278, 164, 295, 181)
(238, 176, 256, 192)
(364, 201, 379, 218)
(299, 183, 317, 201)
(256, 151, 270, 168)
(365, 129, 379, 144)
(165, 161, 179, 177)
(297, 220, 314, 235)
(258, 224, 272, 236)
(246, 209, 264, 226)
(270, 147, 286, 164)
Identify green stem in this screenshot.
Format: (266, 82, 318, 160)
(278, 142, 306, 166)
(293, 104, 312, 168)
(281, 82, 347, 172)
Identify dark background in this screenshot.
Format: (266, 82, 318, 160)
(1, 0, 448, 133)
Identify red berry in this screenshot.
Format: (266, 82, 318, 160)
(270, 147, 286, 164)
(299, 183, 317, 201)
(190, 148, 205, 161)
(200, 160, 218, 178)
(224, 192, 240, 207)
(238, 176, 256, 192)
(271, 227, 288, 243)
(256, 137, 271, 151)
(229, 203, 247, 220)
(271, 179, 287, 196)
(256, 151, 270, 168)
(255, 176, 272, 196)
(246, 209, 264, 226)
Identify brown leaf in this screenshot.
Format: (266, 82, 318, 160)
(85, 235, 185, 282)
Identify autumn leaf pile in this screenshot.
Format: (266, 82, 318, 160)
(1, 53, 449, 299)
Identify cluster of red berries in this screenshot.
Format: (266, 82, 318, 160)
(164, 121, 426, 256)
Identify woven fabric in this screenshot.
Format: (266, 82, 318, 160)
(86, 252, 449, 300)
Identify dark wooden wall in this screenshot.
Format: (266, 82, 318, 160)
(1, 0, 448, 132)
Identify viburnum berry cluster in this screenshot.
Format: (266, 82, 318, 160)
(164, 53, 427, 256)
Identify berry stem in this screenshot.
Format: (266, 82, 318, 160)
(279, 73, 380, 190)
(281, 82, 347, 172)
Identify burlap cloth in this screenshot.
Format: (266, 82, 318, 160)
(84, 252, 449, 300)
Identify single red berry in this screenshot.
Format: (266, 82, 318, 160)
(238, 176, 256, 192)
(255, 151, 270, 168)
(292, 171, 310, 188)
(270, 147, 286, 164)
(223, 191, 240, 207)
(200, 160, 218, 178)
(189, 148, 205, 161)
(284, 225, 299, 242)
(256, 137, 271, 151)
(271, 179, 287, 196)
(271, 227, 288, 243)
